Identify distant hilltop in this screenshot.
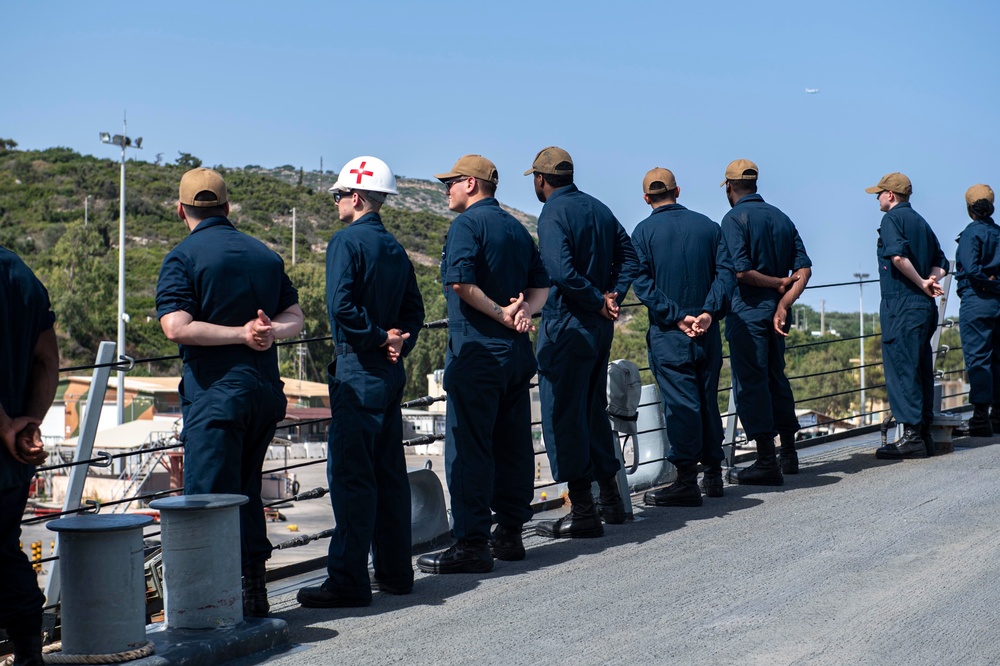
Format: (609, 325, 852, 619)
(248, 164, 538, 234)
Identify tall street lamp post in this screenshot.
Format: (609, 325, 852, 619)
(854, 272, 870, 424)
(100, 117, 142, 425)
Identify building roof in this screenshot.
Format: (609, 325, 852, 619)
(66, 375, 329, 399)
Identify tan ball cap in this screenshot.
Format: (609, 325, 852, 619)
(524, 146, 574, 176)
(865, 172, 912, 196)
(179, 168, 228, 207)
(643, 167, 677, 195)
(720, 159, 759, 186)
(434, 154, 499, 184)
(965, 183, 995, 206)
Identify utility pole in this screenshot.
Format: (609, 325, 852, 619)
(100, 114, 143, 425)
(854, 272, 870, 424)
(84, 195, 92, 227)
(292, 207, 296, 266)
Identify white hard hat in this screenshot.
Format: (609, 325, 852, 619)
(330, 156, 397, 195)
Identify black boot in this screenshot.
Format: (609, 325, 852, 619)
(535, 490, 604, 538)
(921, 422, 936, 457)
(644, 465, 702, 507)
(699, 467, 724, 498)
(778, 432, 799, 475)
(416, 538, 493, 574)
(727, 438, 783, 486)
(969, 404, 993, 437)
(991, 403, 1000, 434)
(242, 560, 270, 618)
(10, 634, 43, 666)
(596, 476, 627, 524)
(489, 523, 525, 561)
(876, 424, 928, 459)
(297, 578, 372, 608)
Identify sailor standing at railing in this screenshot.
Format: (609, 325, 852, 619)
(866, 172, 948, 459)
(0, 246, 59, 666)
(954, 184, 999, 437)
(629, 167, 734, 507)
(416, 155, 549, 575)
(526, 146, 639, 539)
(720, 159, 812, 487)
(156, 168, 305, 617)
(297, 156, 425, 607)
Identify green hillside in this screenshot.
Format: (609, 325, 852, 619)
(0, 140, 963, 416)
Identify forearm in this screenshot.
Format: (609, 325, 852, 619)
(453, 283, 506, 323)
(736, 269, 785, 289)
(892, 256, 928, 289)
(523, 287, 550, 317)
(270, 305, 305, 340)
(930, 266, 947, 281)
(162, 317, 246, 346)
(23, 329, 59, 420)
(779, 267, 811, 309)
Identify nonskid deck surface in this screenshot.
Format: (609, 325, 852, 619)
(256, 431, 1000, 666)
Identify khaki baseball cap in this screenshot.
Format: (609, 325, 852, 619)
(643, 167, 677, 195)
(434, 154, 499, 184)
(965, 183, 995, 206)
(865, 172, 912, 196)
(523, 146, 574, 176)
(179, 168, 228, 207)
(720, 159, 759, 186)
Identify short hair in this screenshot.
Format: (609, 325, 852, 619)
(541, 172, 573, 189)
(476, 178, 497, 197)
(969, 199, 995, 220)
(727, 179, 757, 196)
(893, 192, 910, 203)
(647, 188, 677, 205)
(182, 202, 227, 221)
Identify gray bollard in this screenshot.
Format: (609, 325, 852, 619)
(625, 384, 676, 492)
(150, 494, 248, 629)
(47, 514, 153, 655)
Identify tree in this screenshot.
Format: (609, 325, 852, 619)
(175, 152, 202, 169)
(0, 138, 17, 152)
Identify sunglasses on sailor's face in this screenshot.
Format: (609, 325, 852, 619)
(443, 178, 467, 193)
(333, 191, 353, 203)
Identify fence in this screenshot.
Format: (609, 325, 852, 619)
(17, 270, 971, 624)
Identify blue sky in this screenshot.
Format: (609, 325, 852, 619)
(3, 0, 998, 314)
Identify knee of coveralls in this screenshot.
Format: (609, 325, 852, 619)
(725, 310, 776, 441)
(586, 320, 621, 482)
(325, 354, 404, 595)
(765, 330, 800, 436)
(371, 386, 412, 590)
(697, 329, 726, 467)
(488, 340, 538, 530)
(960, 294, 1000, 405)
(881, 299, 935, 425)
(443, 335, 506, 541)
(649, 329, 706, 468)
(240, 378, 286, 565)
(537, 317, 602, 484)
(180, 362, 279, 564)
(0, 483, 45, 634)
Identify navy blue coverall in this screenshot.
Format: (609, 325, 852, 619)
(631, 204, 733, 469)
(441, 198, 550, 540)
(721, 194, 811, 443)
(325, 212, 424, 599)
(536, 185, 637, 490)
(156, 216, 298, 567)
(0, 247, 54, 644)
(877, 203, 948, 427)
(956, 217, 1000, 405)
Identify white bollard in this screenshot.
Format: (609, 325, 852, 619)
(150, 494, 248, 629)
(47, 514, 153, 655)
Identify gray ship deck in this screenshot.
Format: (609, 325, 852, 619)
(252, 430, 1000, 666)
